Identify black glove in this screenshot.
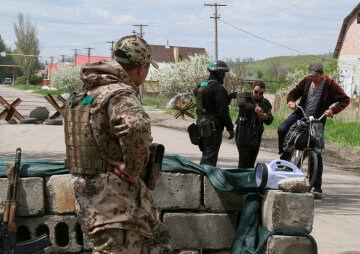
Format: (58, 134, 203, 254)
(228, 129, 235, 139)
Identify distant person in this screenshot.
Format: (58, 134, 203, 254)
(64, 35, 171, 253)
(277, 63, 350, 199)
(194, 60, 235, 166)
(235, 81, 273, 168)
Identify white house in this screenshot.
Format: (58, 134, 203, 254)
(333, 3, 360, 96)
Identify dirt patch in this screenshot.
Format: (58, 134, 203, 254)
(261, 131, 360, 176)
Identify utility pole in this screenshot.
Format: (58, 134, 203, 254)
(62, 55, 65, 63)
(60, 54, 65, 63)
(133, 24, 148, 38)
(106, 41, 115, 58)
(204, 3, 226, 60)
(84, 47, 94, 64)
(72, 49, 79, 66)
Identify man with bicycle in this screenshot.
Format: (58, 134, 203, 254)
(277, 63, 350, 199)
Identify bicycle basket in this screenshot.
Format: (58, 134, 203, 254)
(283, 120, 306, 152)
(294, 128, 315, 151)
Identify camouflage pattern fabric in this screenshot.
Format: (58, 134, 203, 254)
(113, 35, 159, 69)
(90, 226, 172, 254)
(68, 58, 171, 252)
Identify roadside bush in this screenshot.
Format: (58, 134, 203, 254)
(50, 64, 81, 92)
(29, 75, 43, 85)
(152, 54, 210, 98)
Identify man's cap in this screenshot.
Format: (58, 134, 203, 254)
(309, 63, 324, 76)
(113, 35, 159, 69)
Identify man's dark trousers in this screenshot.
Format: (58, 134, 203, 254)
(200, 128, 223, 166)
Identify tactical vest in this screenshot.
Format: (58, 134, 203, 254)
(64, 88, 112, 175)
(195, 81, 217, 137)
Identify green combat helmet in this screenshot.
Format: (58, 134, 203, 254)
(207, 60, 230, 73)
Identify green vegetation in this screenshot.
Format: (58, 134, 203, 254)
(262, 112, 360, 148)
(12, 84, 67, 96)
(141, 96, 169, 109)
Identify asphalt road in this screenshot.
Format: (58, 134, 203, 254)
(1, 85, 360, 254)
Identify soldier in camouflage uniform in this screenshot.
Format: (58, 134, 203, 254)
(64, 35, 172, 253)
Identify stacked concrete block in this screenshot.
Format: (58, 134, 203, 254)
(45, 174, 75, 213)
(17, 215, 83, 253)
(261, 190, 314, 232)
(262, 190, 314, 254)
(0, 177, 45, 216)
(163, 213, 237, 250)
(266, 235, 313, 254)
(203, 177, 243, 212)
(153, 172, 201, 209)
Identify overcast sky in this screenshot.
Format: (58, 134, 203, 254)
(0, 0, 358, 63)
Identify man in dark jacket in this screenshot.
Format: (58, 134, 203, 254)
(195, 60, 235, 166)
(278, 63, 350, 199)
(235, 81, 273, 168)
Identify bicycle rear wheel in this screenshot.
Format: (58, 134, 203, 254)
(299, 149, 318, 191)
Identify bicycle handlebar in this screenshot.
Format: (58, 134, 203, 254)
(295, 105, 326, 122)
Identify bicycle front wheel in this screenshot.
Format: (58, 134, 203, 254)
(299, 149, 318, 192)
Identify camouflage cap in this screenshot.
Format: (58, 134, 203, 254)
(114, 35, 159, 69)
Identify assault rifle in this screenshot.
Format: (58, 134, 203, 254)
(0, 148, 52, 253)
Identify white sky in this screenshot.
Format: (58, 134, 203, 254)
(0, 0, 358, 63)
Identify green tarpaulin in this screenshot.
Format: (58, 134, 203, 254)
(0, 153, 316, 253)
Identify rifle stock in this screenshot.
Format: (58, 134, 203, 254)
(0, 148, 52, 253)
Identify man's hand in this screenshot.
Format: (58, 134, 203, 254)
(254, 105, 263, 114)
(257, 112, 268, 121)
(107, 159, 138, 184)
(287, 101, 296, 110)
(228, 129, 235, 139)
(324, 109, 334, 118)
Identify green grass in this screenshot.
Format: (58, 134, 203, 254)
(262, 112, 360, 148)
(141, 96, 169, 109)
(12, 84, 67, 96)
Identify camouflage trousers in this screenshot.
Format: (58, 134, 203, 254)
(90, 224, 172, 254)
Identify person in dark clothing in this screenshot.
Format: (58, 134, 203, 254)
(235, 81, 273, 168)
(277, 63, 350, 199)
(195, 60, 235, 166)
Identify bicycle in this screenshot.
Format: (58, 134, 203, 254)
(282, 105, 327, 191)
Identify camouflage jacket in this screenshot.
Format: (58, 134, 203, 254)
(70, 59, 157, 238)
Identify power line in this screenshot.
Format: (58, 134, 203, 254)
(219, 19, 336, 62)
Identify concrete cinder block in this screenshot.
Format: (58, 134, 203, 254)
(0, 177, 45, 216)
(163, 213, 237, 249)
(153, 173, 201, 209)
(204, 177, 243, 212)
(266, 235, 313, 254)
(261, 190, 314, 232)
(17, 215, 83, 253)
(46, 174, 75, 213)
(178, 251, 200, 254)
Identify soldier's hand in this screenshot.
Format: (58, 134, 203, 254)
(107, 159, 138, 184)
(114, 122, 130, 138)
(228, 129, 235, 139)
